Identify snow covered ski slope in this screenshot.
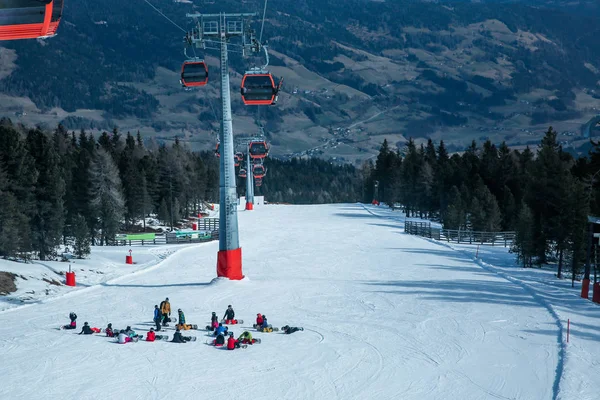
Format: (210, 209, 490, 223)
(1, 203, 598, 399)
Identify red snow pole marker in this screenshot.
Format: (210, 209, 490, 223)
(581, 278, 590, 299)
(126, 249, 133, 264)
(65, 264, 76, 287)
(567, 319, 570, 343)
(192, 222, 198, 231)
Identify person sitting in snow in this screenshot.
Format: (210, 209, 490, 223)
(210, 312, 219, 330)
(105, 323, 115, 337)
(258, 315, 273, 332)
(227, 332, 240, 350)
(281, 325, 303, 334)
(124, 326, 139, 339)
(213, 323, 228, 336)
(79, 322, 96, 335)
(176, 309, 194, 330)
(214, 332, 226, 346)
(171, 328, 187, 343)
(118, 330, 134, 344)
(222, 305, 235, 323)
(146, 328, 156, 342)
(238, 331, 256, 344)
(63, 312, 77, 330)
(256, 313, 264, 327)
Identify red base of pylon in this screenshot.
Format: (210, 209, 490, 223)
(217, 248, 244, 280)
(126, 255, 133, 264)
(593, 282, 600, 304)
(245, 202, 254, 210)
(581, 278, 590, 299)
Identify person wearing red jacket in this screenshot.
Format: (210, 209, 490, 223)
(256, 313, 264, 326)
(227, 332, 240, 350)
(146, 328, 156, 342)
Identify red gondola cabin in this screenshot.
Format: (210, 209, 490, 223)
(0, 0, 64, 41)
(240, 73, 278, 105)
(253, 164, 266, 179)
(249, 141, 268, 159)
(181, 61, 208, 87)
(239, 169, 247, 178)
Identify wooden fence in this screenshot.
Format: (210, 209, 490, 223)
(404, 221, 515, 247)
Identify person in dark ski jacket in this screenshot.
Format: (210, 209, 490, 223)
(171, 328, 186, 343)
(214, 323, 228, 336)
(227, 333, 240, 350)
(223, 305, 235, 322)
(63, 312, 77, 329)
(178, 309, 185, 324)
(153, 305, 162, 331)
(214, 333, 226, 346)
(160, 297, 171, 326)
(281, 325, 303, 334)
(79, 322, 96, 335)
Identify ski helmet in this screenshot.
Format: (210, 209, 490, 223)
(84, 322, 88, 325)
(178, 308, 182, 312)
(108, 323, 112, 327)
(126, 326, 131, 330)
(229, 332, 234, 336)
(150, 327, 154, 331)
(212, 312, 216, 315)
(228, 305, 232, 308)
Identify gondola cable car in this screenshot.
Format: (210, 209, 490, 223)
(253, 163, 266, 179)
(240, 46, 283, 106)
(249, 140, 269, 159)
(180, 58, 208, 87)
(239, 168, 247, 178)
(0, 0, 64, 41)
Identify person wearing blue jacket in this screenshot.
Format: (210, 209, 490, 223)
(178, 309, 185, 324)
(213, 323, 228, 336)
(259, 316, 273, 332)
(153, 305, 162, 331)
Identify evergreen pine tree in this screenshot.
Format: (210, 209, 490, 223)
(73, 214, 91, 259)
(513, 202, 536, 268)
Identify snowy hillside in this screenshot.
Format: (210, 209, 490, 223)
(0, 203, 599, 399)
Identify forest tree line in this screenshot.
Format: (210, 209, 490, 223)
(366, 128, 600, 279)
(0, 120, 362, 261)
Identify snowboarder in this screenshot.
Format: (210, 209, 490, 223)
(210, 312, 219, 330)
(63, 312, 77, 330)
(160, 297, 171, 326)
(238, 331, 256, 344)
(78, 322, 99, 335)
(176, 309, 194, 330)
(214, 332, 226, 346)
(146, 328, 156, 342)
(105, 323, 115, 337)
(281, 325, 303, 334)
(118, 330, 135, 344)
(153, 305, 162, 331)
(222, 305, 235, 323)
(256, 313, 264, 326)
(227, 332, 240, 350)
(214, 323, 228, 336)
(171, 328, 187, 343)
(258, 315, 273, 332)
(124, 326, 139, 339)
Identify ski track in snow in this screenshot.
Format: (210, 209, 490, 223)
(1, 203, 597, 399)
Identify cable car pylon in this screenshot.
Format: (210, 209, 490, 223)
(185, 11, 259, 280)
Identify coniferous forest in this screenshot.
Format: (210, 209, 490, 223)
(365, 127, 600, 279)
(0, 120, 360, 261)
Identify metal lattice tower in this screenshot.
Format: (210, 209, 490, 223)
(186, 12, 259, 280)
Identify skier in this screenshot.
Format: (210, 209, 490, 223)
(256, 313, 264, 326)
(281, 325, 303, 334)
(63, 312, 77, 330)
(78, 322, 99, 335)
(153, 305, 162, 331)
(146, 328, 156, 342)
(213, 332, 226, 346)
(214, 323, 228, 337)
(210, 312, 219, 330)
(171, 328, 186, 343)
(105, 323, 115, 337)
(159, 297, 171, 326)
(238, 331, 256, 344)
(222, 305, 235, 323)
(227, 332, 240, 350)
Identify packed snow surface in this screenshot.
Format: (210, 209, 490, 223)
(1, 203, 599, 399)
